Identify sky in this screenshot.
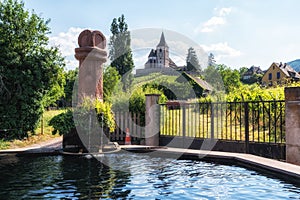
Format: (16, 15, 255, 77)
(23, 0, 300, 71)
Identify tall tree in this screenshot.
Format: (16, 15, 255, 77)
(63, 68, 78, 107)
(186, 47, 201, 72)
(109, 14, 134, 91)
(103, 65, 120, 102)
(208, 53, 216, 67)
(0, 0, 65, 138)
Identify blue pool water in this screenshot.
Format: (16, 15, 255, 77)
(0, 153, 299, 199)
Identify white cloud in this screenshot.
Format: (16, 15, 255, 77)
(196, 7, 232, 34)
(218, 7, 232, 17)
(203, 16, 226, 27)
(201, 42, 242, 61)
(49, 27, 84, 57)
(49, 27, 85, 70)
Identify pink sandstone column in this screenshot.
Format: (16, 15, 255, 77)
(145, 94, 161, 146)
(285, 87, 300, 165)
(75, 30, 107, 103)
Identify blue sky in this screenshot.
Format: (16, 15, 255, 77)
(23, 0, 300, 70)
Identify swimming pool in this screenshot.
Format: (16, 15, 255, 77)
(0, 153, 299, 199)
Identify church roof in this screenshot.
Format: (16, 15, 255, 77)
(148, 49, 156, 57)
(156, 32, 168, 47)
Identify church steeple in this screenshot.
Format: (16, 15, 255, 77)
(157, 32, 168, 47)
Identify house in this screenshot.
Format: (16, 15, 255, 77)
(177, 72, 213, 98)
(242, 66, 264, 84)
(262, 62, 300, 86)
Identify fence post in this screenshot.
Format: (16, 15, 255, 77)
(244, 102, 250, 153)
(285, 87, 300, 165)
(145, 94, 161, 146)
(210, 103, 214, 139)
(182, 103, 186, 148)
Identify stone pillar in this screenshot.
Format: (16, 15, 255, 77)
(145, 94, 161, 146)
(75, 30, 107, 103)
(285, 87, 300, 165)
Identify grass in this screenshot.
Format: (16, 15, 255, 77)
(0, 109, 66, 150)
(132, 73, 178, 89)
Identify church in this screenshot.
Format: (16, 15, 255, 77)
(144, 32, 177, 69)
(135, 32, 178, 77)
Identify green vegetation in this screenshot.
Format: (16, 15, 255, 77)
(103, 66, 121, 102)
(185, 47, 201, 72)
(49, 98, 116, 136)
(63, 68, 78, 106)
(109, 14, 134, 91)
(0, 0, 65, 139)
(0, 110, 64, 150)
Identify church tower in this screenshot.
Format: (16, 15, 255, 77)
(156, 32, 169, 68)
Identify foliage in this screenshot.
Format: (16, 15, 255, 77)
(226, 84, 285, 102)
(208, 53, 216, 67)
(49, 110, 74, 136)
(0, 139, 10, 149)
(49, 99, 116, 135)
(63, 68, 78, 106)
(142, 76, 191, 100)
(103, 65, 120, 102)
(109, 14, 134, 91)
(95, 100, 116, 132)
(185, 47, 201, 72)
(111, 87, 167, 125)
(203, 64, 241, 94)
(0, 0, 65, 138)
(42, 65, 65, 108)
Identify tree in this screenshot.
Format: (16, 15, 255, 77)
(0, 0, 65, 139)
(203, 64, 241, 94)
(216, 64, 241, 93)
(43, 67, 65, 108)
(63, 68, 78, 107)
(186, 47, 201, 72)
(103, 65, 120, 102)
(109, 14, 134, 91)
(208, 53, 216, 67)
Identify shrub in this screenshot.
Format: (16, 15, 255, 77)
(49, 99, 116, 135)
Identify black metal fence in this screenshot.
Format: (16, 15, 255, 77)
(160, 100, 286, 159)
(160, 100, 285, 143)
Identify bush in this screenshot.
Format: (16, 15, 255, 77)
(49, 110, 75, 136)
(111, 87, 167, 125)
(49, 99, 116, 135)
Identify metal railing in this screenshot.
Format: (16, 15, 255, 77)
(160, 100, 285, 144)
(110, 112, 145, 144)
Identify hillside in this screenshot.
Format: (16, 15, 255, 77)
(287, 59, 300, 72)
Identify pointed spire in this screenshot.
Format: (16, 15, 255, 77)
(157, 32, 168, 47)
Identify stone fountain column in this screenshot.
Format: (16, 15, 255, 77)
(285, 87, 300, 165)
(73, 30, 107, 153)
(75, 30, 107, 103)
